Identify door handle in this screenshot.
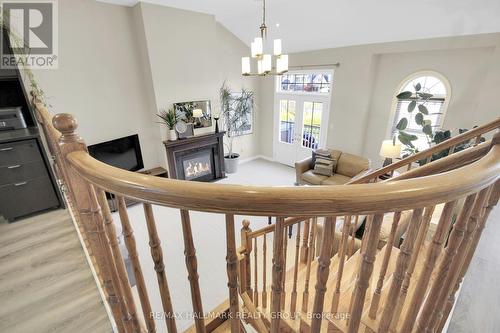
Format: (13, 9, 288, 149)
(7, 164, 21, 169)
(0, 147, 14, 151)
(14, 181, 28, 187)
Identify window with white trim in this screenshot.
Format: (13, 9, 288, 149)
(391, 74, 449, 152)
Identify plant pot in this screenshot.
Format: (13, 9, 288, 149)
(224, 153, 240, 174)
(166, 129, 177, 141)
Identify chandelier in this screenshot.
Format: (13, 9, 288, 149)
(241, 0, 288, 76)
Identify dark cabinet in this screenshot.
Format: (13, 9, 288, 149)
(0, 138, 61, 221)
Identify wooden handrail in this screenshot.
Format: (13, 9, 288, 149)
(45, 111, 500, 333)
(349, 117, 500, 184)
(65, 146, 499, 216)
(388, 140, 491, 181)
(248, 217, 309, 238)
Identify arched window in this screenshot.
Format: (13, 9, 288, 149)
(391, 72, 450, 153)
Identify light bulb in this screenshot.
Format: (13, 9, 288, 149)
(254, 37, 263, 56)
(257, 59, 264, 75)
(251, 42, 257, 58)
(277, 54, 288, 74)
(263, 54, 272, 73)
(241, 57, 250, 75)
(273, 39, 282, 56)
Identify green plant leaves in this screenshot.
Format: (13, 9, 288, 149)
(415, 83, 422, 91)
(397, 91, 413, 99)
(398, 131, 418, 147)
(418, 104, 429, 115)
(417, 92, 433, 99)
(408, 100, 416, 112)
(423, 124, 433, 136)
(396, 118, 408, 130)
(415, 113, 424, 125)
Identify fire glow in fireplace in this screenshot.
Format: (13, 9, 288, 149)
(183, 153, 213, 181)
(163, 132, 225, 182)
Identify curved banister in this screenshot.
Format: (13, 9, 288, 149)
(65, 145, 499, 216)
(38, 110, 500, 333)
(349, 117, 500, 184)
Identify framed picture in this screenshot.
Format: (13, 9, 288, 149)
(229, 92, 253, 136)
(173, 100, 212, 129)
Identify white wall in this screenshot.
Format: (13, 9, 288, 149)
(258, 33, 500, 165)
(135, 2, 261, 167)
(29, 0, 261, 171)
(32, 0, 161, 169)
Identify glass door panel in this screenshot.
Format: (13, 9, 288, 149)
(302, 102, 323, 149)
(279, 99, 296, 144)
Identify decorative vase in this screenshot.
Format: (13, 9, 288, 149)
(167, 128, 177, 141)
(214, 117, 220, 133)
(224, 153, 240, 174)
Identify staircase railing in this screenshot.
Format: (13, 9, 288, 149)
(348, 117, 500, 184)
(34, 99, 499, 333)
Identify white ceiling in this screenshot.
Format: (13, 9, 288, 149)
(98, 0, 500, 53)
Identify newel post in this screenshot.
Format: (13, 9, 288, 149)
(52, 113, 130, 333)
(241, 220, 253, 298)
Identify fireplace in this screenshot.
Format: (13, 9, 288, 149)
(183, 152, 212, 181)
(163, 132, 225, 181)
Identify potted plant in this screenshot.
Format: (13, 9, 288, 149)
(157, 108, 178, 141)
(394, 83, 484, 165)
(220, 82, 254, 174)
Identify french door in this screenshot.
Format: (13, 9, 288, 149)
(274, 94, 331, 166)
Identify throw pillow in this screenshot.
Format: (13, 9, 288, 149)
(313, 154, 334, 176)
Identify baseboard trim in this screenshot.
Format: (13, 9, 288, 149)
(239, 155, 275, 164)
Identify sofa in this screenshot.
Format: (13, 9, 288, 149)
(295, 149, 371, 185)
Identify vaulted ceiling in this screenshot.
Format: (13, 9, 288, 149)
(98, 0, 500, 53)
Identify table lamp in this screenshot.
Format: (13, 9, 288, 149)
(192, 108, 203, 126)
(379, 139, 401, 167)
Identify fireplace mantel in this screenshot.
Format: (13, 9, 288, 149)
(163, 131, 226, 181)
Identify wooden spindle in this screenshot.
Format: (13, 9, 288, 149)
(367, 211, 401, 319)
(116, 197, 155, 333)
(300, 219, 311, 263)
(89, 188, 133, 333)
(428, 189, 490, 331)
(97, 189, 141, 333)
(348, 215, 359, 256)
(449, 144, 456, 154)
(329, 215, 352, 320)
(262, 233, 268, 308)
(390, 206, 435, 330)
(53, 113, 126, 332)
(254, 237, 259, 308)
(143, 204, 177, 333)
(179, 209, 206, 333)
(474, 134, 483, 145)
(290, 222, 301, 317)
(415, 194, 478, 332)
(302, 217, 317, 313)
(281, 225, 288, 308)
(378, 208, 424, 331)
(225, 214, 241, 333)
(425, 155, 432, 164)
(241, 220, 253, 298)
(311, 216, 337, 332)
(399, 200, 458, 333)
(271, 217, 285, 332)
(436, 183, 499, 332)
(346, 214, 384, 333)
(406, 163, 412, 171)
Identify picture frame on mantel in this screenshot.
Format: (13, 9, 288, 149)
(173, 100, 212, 129)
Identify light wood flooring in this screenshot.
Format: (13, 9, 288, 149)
(0, 209, 112, 333)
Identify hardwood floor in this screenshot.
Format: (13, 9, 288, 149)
(0, 209, 112, 333)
